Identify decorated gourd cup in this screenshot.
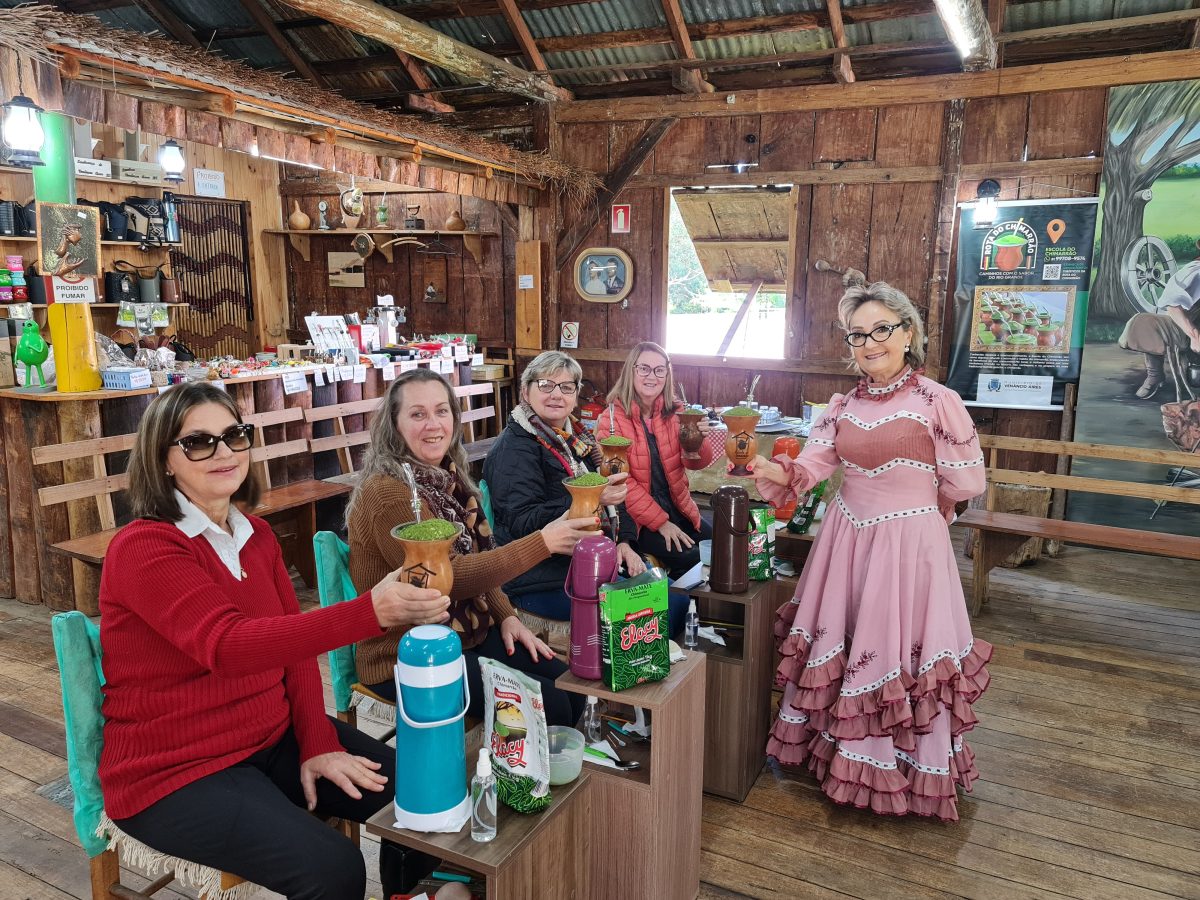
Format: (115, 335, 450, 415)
(563, 475, 607, 531)
(597, 436, 632, 476)
(678, 410, 707, 459)
(390, 519, 462, 596)
(722, 410, 761, 476)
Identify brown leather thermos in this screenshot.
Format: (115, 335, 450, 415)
(710, 484, 750, 594)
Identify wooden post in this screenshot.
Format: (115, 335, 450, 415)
(57, 401, 103, 616)
(515, 241, 544, 353)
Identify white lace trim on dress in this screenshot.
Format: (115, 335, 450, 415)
(865, 367, 914, 395)
(807, 641, 845, 668)
(841, 666, 902, 696)
(915, 640, 975, 677)
(842, 457, 936, 477)
(840, 409, 931, 431)
(937, 456, 984, 469)
(835, 494, 939, 529)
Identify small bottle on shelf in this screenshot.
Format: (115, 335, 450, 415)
(583, 696, 602, 743)
(684, 598, 699, 649)
(470, 748, 497, 843)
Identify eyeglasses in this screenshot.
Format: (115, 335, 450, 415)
(844, 322, 906, 347)
(173, 423, 255, 461)
(634, 364, 669, 378)
(535, 379, 579, 395)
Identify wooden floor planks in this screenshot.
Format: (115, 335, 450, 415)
(0, 532, 1198, 898)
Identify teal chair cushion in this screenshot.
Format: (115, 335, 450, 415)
(51, 611, 108, 857)
(480, 479, 494, 529)
(313, 531, 359, 713)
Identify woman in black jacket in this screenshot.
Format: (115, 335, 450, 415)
(484, 350, 644, 621)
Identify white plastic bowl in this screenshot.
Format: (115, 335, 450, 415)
(547, 725, 585, 785)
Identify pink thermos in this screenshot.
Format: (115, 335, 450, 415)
(564, 535, 619, 679)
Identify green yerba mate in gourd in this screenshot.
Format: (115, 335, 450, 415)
(598, 435, 632, 446)
(480, 658, 551, 814)
(723, 406, 758, 416)
(393, 518, 459, 541)
(568, 472, 608, 487)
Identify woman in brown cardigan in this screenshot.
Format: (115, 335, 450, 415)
(347, 368, 593, 727)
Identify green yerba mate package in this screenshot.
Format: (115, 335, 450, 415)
(748, 507, 775, 580)
(599, 570, 671, 691)
(480, 658, 551, 814)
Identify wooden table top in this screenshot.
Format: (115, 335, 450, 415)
(366, 768, 591, 877)
(555, 644, 705, 711)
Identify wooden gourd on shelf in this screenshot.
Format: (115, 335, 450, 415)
(288, 201, 311, 231)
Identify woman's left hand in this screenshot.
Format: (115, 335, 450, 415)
(696, 417, 712, 434)
(618, 542, 646, 577)
(500, 615, 555, 661)
(300, 751, 388, 811)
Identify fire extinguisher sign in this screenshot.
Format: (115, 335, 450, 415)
(611, 204, 631, 234)
(560, 321, 579, 349)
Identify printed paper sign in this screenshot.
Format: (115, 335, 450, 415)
(281, 371, 308, 395)
(440, 345, 453, 358)
(611, 204, 631, 234)
(454, 344, 469, 361)
(518, 274, 535, 290)
(353, 364, 367, 384)
(193, 168, 226, 198)
(49, 276, 97, 304)
(382, 362, 397, 381)
(339, 366, 354, 382)
(325, 364, 338, 382)
(313, 368, 325, 387)
(974, 373, 1054, 409)
(400, 360, 417, 373)
(560, 321, 579, 349)
(472, 353, 484, 366)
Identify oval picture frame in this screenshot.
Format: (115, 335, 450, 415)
(574, 247, 633, 304)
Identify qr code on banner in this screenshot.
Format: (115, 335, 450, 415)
(1042, 263, 1062, 280)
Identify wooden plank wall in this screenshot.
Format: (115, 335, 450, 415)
(550, 87, 1108, 442)
(279, 192, 515, 348)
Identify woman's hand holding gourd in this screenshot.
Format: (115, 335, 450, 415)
(748, 455, 790, 486)
(599, 471, 629, 506)
(541, 511, 603, 554)
(370, 569, 450, 628)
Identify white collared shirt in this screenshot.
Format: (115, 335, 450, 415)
(172, 489, 254, 580)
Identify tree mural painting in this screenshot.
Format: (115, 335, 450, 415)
(1092, 79, 1200, 321)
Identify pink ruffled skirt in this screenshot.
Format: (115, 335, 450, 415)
(767, 501, 992, 821)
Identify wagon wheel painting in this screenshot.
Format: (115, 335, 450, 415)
(1121, 235, 1177, 313)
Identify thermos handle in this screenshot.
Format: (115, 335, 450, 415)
(394, 657, 471, 729)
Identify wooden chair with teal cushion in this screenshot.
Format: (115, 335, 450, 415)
(313, 530, 397, 738)
(51, 610, 255, 900)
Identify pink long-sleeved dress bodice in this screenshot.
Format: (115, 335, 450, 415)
(758, 368, 992, 821)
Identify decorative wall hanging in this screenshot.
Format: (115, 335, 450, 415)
(574, 247, 632, 304)
(37, 202, 101, 278)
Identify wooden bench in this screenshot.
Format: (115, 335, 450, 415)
(33, 410, 351, 590)
(960, 434, 1200, 616)
(306, 383, 498, 485)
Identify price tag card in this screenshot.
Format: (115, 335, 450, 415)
(441, 358, 457, 375)
(209, 380, 227, 392)
(353, 365, 367, 384)
(454, 345, 469, 361)
(326, 364, 339, 383)
(471, 353, 484, 366)
(400, 360, 417, 373)
(339, 366, 355, 382)
(440, 345, 453, 358)
(382, 362, 397, 381)
(282, 371, 308, 395)
(313, 368, 325, 387)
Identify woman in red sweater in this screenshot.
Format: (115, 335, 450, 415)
(595, 341, 716, 580)
(99, 383, 450, 900)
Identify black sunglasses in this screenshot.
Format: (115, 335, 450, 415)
(174, 423, 255, 461)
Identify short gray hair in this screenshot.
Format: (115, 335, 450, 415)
(520, 350, 583, 395)
(838, 281, 927, 371)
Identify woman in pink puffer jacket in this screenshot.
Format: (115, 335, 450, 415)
(594, 342, 716, 579)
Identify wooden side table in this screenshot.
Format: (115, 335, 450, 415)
(366, 769, 591, 900)
(685, 577, 794, 801)
(556, 650, 707, 900)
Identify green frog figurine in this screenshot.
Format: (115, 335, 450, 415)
(15, 319, 49, 387)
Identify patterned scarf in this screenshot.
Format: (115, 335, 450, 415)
(511, 403, 618, 536)
(409, 460, 493, 645)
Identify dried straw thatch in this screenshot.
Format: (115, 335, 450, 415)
(0, 5, 600, 204)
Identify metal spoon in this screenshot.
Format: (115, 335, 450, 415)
(399, 462, 422, 523)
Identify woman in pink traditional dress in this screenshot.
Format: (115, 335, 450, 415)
(751, 280, 991, 821)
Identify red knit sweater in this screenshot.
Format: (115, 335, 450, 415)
(98, 517, 384, 819)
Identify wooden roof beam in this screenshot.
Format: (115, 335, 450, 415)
(659, 0, 713, 94)
(494, 0, 574, 98)
(239, 0, 328, 86)
(129, 0, 203, 49)
(555, 117, 676, 271)
(391, 50, 456, 114)
(826, 0, 854, 84)
(932, 0, 997, 70)
(987, 0, 1006, 66)
(274, 0, 570, 102)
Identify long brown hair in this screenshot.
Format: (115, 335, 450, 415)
(606, 341, 678, 422)
(346, 368, 475, 523)
(128, 382, 261, 522)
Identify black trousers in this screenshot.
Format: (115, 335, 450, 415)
(114, 718, 433, 900)
(637, 515, 713, 580)
(368, 625, 586, 729)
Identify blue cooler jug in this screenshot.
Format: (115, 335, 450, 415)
(392, 625, 472, 832)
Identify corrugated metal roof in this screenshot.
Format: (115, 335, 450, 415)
(1005, 0, 1192, 31)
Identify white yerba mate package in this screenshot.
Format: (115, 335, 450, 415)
(480, 657, 552, 813)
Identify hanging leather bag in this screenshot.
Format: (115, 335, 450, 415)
(103, 267, 138, 304)
(14, 200, 36, 237)
(112, 260, 155, 302)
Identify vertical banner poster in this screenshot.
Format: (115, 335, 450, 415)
(1069, 78, 1200, 536)
(947, 198, 1098, 410)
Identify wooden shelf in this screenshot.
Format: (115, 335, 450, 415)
(0, 164, 169, 189)
(0, 236, 178, 249)
(263, 228, 493, 264)
(1, 303, 189, 309)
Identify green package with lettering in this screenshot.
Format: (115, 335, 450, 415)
(599, 570, 670, 691)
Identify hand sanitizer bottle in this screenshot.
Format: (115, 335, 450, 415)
(583, 696, 602, 743)
(470, 748, 496, 843)
(684, 598, 699, 649)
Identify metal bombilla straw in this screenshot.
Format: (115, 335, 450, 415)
(400, 462, 422, 523)
(603, 404, 619, 534)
